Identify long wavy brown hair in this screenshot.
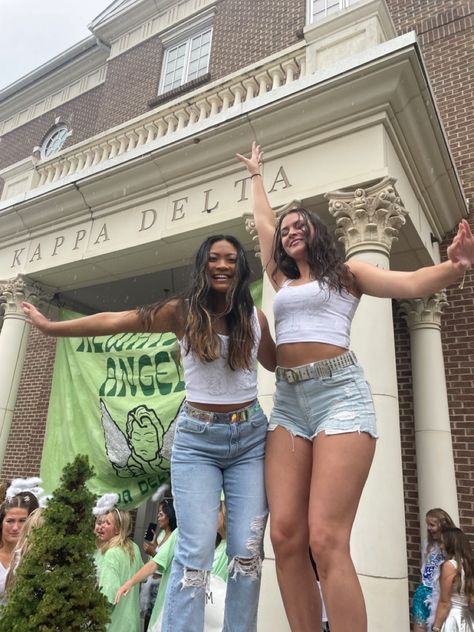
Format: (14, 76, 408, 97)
(426, 507, 455, 554)
(441, 527, 474, 602)
(138, 235, 256, 370)
(272, 208, 354, 292)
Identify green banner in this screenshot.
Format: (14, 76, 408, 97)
(40, 309, 185, 509)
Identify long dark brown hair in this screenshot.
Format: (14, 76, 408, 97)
(272, 208, 354, 292)
(138, 235, 256, 370)
(441, 527, 474, 602)
(0, 493, 39, 546)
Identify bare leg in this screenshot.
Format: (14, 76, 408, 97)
(413, 625, 427, 632)
(265, 427, 322, 631)
(309, 432, 376, 632)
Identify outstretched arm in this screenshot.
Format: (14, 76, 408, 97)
(22, 299, 181, 337)
(114, 560, 158, 604)
(236, 143, 283, 289)
(348, 220, 473, 299)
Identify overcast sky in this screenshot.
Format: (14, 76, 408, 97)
(0, 0, 114, 90)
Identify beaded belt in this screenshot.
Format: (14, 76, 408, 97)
(183, 401, 260, 424)
(276, 351, 357, 384)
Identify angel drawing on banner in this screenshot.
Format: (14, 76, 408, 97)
(100, 399, 183, 478)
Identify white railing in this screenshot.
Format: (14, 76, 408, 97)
(34, 44, 306, 188)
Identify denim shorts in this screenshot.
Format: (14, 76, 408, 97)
(269, 363, 378, 440)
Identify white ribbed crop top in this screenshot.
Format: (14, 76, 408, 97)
(273, 279, 359, 348)
(178, 307, 261, 404)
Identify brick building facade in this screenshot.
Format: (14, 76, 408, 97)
(0, 0, 472, 627)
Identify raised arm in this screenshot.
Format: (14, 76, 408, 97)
(348, 220, 473, 299)
(114, 559, 158, 604)
(236, 143, 283, 289)
(22, 299, 182, 338)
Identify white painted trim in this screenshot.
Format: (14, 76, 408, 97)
(0, 65, 107, 137)
(107, 0, 218, 60)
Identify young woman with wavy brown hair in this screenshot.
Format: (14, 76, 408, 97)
(23, 234, 275, 632)
(238, 141, 474, 632)
(432, 527, 474, 631)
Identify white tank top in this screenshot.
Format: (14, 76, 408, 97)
(178, 307, 261, 404)
(274, 279, 358, 348)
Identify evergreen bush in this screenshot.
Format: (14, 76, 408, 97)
(0, 455, 111, 631)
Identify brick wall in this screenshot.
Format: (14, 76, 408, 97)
(210, 0, 304, 79)
(94, 34, 164, 132)
(0, 86, 105, 170)
(386, 0, 473, 204)
(393, 302, 419, 594)
(0, 329, 56, 482)
(1, 0, 305, 169)
(386, 0, 474, 600)
(95, 0, 305, 130)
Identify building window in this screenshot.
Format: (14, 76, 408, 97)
(308, 0, 354, 23)
(41, 124, 70, 159)
(159, 26, 212, 94)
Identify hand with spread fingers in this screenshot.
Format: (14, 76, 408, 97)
(447, 219, 474, 274)
(236, 141, 264, 176)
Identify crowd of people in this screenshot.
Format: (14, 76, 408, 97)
(9, 143, 474, 631)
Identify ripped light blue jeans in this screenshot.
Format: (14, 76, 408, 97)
(161, 402, 268, 632)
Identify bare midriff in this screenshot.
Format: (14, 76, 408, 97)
(187, 400, 256, 413)
(276, 341, 348, 368)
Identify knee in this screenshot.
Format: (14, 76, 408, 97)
(309, 523, 349, 575)
(180, 568, 209, 589)
(270, 519, 307, 559)
(228, 555, 262, 580)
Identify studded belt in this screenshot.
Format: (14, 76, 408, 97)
(275, 351, 357, 384)
(183, 401, 260, 424)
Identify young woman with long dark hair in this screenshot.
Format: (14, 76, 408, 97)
(237, 142, 474, 632)
(23, 234, 275, 632)
(432, 527, 474, 632)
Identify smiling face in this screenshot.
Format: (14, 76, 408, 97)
(280, 212, 314, 261)
(94, 516, 105, 538)
(207, 240, 238, 293)
(157, 503, 170, 531)
(1, 508, 29, 547)
(426, 516, 442, 541)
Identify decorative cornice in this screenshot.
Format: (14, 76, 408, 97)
(326, 177, 407, 257)
(97, 0, 218, 60)
(398, 291, 448, 331)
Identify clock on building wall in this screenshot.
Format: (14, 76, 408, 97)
(41, 124, 70, 158)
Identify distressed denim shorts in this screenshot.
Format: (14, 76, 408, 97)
(269, 363, 378, 440)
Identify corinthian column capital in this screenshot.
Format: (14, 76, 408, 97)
(398, 291, 448, 331)
(326, 177, 407, 258)
(0, 275, 53, 317)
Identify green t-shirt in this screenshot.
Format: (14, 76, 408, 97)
(148, 532, 228, 629)
(148, 529, 178, 629)
(96, 542, 143, 632)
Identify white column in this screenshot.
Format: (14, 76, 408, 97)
(398, 294, 459, 529)
(327, 178, 410, 631)
(0, 277, 43, 468)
